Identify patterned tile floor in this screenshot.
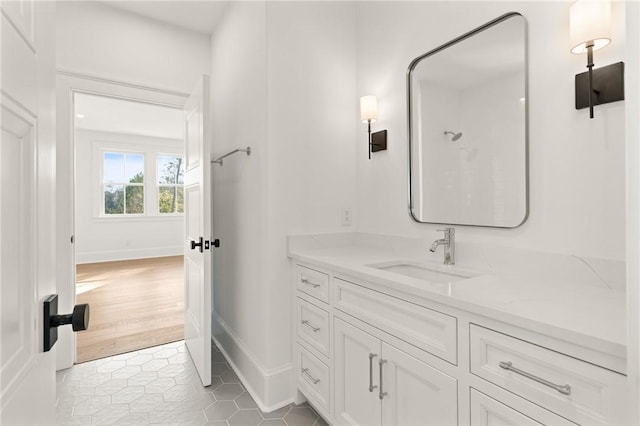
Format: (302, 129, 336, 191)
(56, 341, 329, 426)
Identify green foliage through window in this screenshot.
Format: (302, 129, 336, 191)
(158, 156, 184, 214)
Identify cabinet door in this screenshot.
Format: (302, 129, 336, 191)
(334, 318, 381, 426)
(380, 343, 458, 426)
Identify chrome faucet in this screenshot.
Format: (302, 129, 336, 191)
(429, 228, 455, 265)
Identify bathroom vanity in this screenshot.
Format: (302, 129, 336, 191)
(288, 234, 627, 426)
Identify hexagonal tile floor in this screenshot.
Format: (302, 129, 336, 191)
(57, 341, 329, 426)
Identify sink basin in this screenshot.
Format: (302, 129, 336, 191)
(369, 261, 471, 283)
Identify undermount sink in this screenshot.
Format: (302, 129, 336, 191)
(368, 261, 472, 283)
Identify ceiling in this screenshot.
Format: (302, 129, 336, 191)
(74, 93, 184, 140)
(99, 0, 229, 35)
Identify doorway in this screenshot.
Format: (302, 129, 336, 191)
(73, 93, 185, 362)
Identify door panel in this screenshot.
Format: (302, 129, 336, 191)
(183, 75, 212, 386)
(1, 99, 37, 403)
(381, 342, 458, 426)
(1, 1, 56, 422)
(334, 318, 380, 426)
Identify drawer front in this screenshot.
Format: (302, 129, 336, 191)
(470, 324, 626, 425)
(296, 344, 330, 414)
(295, 264, 329, 303)
(470, 389, 576, 426)
(470, 388, 543, 426)
(296, 297, 330, 357)
(334, 278, 457, 364)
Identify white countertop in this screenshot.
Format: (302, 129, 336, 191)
(288, 241, 626, 371)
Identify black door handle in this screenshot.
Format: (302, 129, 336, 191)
(50, 304, 90, 331)
(191, 237, 219, 252)
(190, 237, 203, 252)
(43, 294, 90, 352)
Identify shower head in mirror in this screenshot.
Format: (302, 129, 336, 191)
(444, 131, 463, 141)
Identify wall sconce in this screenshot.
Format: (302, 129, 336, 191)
(570, 0, 624, 119)
(360, 95, 387, 159)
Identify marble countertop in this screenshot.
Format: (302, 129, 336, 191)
(288, 236, 626, 372)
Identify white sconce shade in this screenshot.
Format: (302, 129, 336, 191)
(360, 95, 378, 123)
(570, 0, 611, 54)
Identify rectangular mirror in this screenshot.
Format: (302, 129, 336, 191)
(407, 13, 528, 228)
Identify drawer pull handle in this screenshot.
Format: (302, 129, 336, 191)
(499, 361, 572, 396)
(301, 320, 320, 332)
(379, 359, 387, 400)
(301, 368, 320, 384)
(301, 278, 320, 288)
(368, 353, 378, 392)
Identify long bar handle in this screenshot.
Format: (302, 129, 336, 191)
(301, 278, 320, 288)
(379, 359, 387, 400)
(499, 361, 571, 396)
(368, 353, 378, 392)
(301, 368, 320, 384)
(301, 320, 320, 332)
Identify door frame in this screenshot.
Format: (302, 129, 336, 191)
(55, 70, 188, 369)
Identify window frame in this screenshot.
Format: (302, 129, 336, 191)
(93, 138, 184, 220)
(101, 150, 146, 217)
(156, 153, 185, 216)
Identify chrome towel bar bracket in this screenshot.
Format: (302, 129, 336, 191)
(211, 146, 251, 166)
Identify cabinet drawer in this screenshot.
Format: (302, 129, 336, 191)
(296, 297, 330, 357)
(295, 264, 329, 303)
(470, 324, 626, 425)
(470, 388, 576, 425)
(296, 344, 330, 414)
(334, 278, 457, 364)
(471, 388, 542, 426)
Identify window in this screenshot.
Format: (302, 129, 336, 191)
(157, 155, 184, 214)
(103, 152, 144, 215)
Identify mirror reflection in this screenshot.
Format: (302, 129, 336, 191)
(408, 13, 528, 228)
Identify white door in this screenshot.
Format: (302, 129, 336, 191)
(334, 318, 381, 426)
(380, 342, 458, 426)
(183, 75, 212, 386)
(1, 1, 57, 423)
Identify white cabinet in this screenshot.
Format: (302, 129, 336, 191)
(334, 318, 457, 426)
(291, 261, 627, 426)
(334, 318, 380, 425)
(293, 262, 333, 421)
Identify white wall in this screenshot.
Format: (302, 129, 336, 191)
(265, 0, 357, 366)
(56, 1, 210, 93)
(210, 0, 357, 410)
(209, 0, 271, 406)
(74, 129, 183, 264)
(356, 1, 627, 261)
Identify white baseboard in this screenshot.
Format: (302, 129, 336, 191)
(75, 246, 183, 264)
(212, 313, 295, 413)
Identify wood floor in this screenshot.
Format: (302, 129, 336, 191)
(75, 256, 184, 363)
